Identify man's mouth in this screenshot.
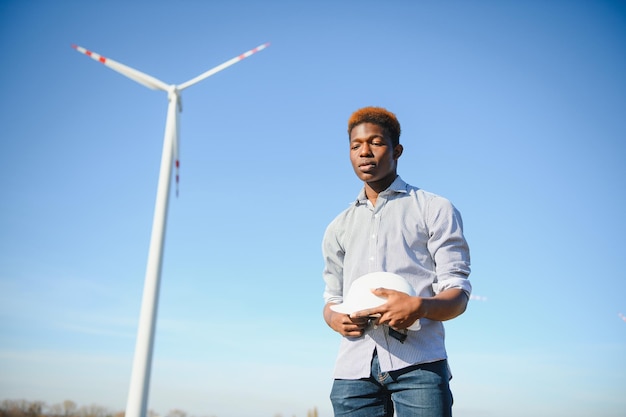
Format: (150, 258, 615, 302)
(359, 162, 376, 171)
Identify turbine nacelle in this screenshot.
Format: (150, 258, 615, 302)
(167, 86, 182, 112)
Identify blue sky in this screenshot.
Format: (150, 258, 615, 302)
(1, 1, 625, 416)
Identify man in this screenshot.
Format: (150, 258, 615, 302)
(322, 106, 472, 417)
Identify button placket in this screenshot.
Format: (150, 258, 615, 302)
(368, 202, 384, 271)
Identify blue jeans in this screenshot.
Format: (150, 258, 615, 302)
(330, 351, 453, 417)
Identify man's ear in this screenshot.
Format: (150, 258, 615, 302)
(393, 144, 404, 160)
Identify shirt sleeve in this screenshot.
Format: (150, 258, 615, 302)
(322, 218, 345, 305)
(425, 196, 472, 297)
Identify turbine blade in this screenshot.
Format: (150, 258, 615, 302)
(72, 44, 170, 91)
(177, 42, 270, 91)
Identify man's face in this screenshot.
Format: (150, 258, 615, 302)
(349, 122, 402, 184)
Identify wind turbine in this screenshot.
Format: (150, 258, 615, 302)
(72, 42, 270, 417)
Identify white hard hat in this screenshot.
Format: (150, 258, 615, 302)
(330, 272, 421, 330)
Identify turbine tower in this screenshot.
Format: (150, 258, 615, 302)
(72, 42, 269, 417)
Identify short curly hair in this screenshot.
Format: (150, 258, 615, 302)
(348, 106, 401, 147)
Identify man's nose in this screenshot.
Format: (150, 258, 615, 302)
(359, 143, 373, 156)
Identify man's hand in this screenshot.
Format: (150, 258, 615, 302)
(324, 303, 370, 337)
(350, 288, 421, 330)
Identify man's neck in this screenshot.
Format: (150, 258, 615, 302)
(364, 174, 397, 206)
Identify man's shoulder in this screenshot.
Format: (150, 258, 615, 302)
(401, 182, 445, 203)
(397, 183, 461, 221)
(392, 177, 440, 198)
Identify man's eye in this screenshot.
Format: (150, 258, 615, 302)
(351, 144, 360, 150)
(372, 142, 384, 146)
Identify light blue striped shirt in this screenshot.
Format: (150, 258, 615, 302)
(322, 176, 471, 379)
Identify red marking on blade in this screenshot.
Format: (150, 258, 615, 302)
(99, 57, 106, 63)
(86, 50, 92, 57)
(176, 160, 180, 168)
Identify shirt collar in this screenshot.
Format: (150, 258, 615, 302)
(355, 175, 408, 205)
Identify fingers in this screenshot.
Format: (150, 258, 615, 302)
(349, 315, 371, 324)
(339, 314, 371, 337)
(350, 309, 376, 319)
(371, 287, 393, 297)
(350, 288, 400, 319)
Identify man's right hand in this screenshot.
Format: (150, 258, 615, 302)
(324, 303, 370, 337)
